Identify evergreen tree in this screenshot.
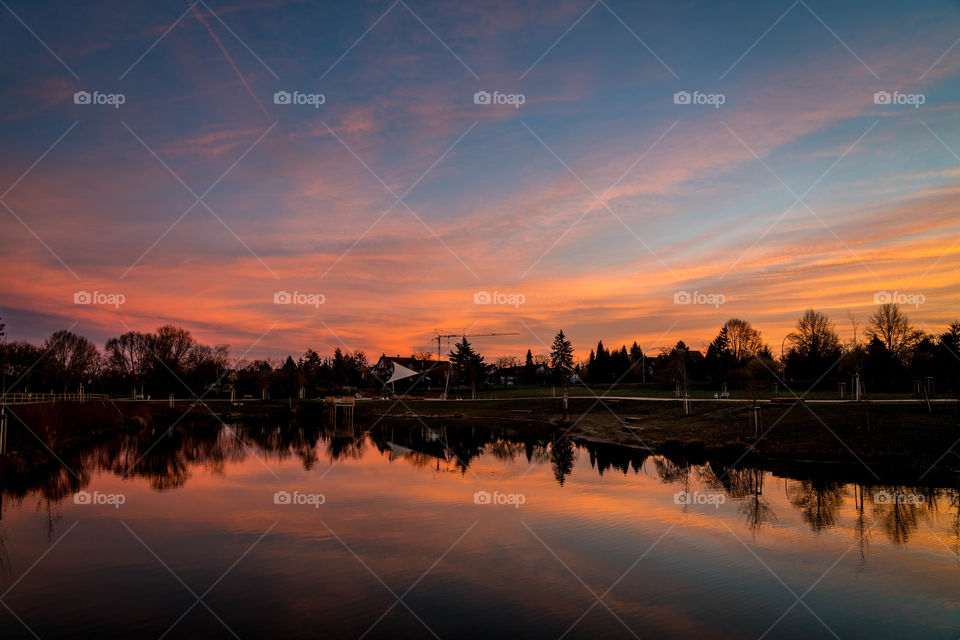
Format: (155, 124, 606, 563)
(449, 337, 485, 391)
(550, 330, 574, 383)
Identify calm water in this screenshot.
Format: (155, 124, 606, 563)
(0, 421, 958, 639)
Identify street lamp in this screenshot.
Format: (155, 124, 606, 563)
(780, 335, 789, 381)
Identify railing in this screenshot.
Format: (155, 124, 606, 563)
(0, 392, 109, 405)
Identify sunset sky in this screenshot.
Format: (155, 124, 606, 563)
(1, 0, 959, 360)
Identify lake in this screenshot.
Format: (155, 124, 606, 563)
(0, 420, 957, 639)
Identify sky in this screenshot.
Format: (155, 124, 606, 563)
(1, 0, 959, 361)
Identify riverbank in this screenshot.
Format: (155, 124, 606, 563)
(357, 397, 960, 479)
(2, 397, 957, 483)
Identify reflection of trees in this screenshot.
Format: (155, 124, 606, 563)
(787, 479, 846, 533)
(585, 442, 648, 477)
(551, 436, 575, 486)
(698, 464, 777, 536)
(653, 456, 690, 485)
(852, 484, 871, 570)
(870, 486, 931, 545)
(738, 469, 777, 537)
(948, 489, 960, 563)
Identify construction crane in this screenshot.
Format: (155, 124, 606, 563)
(433, 329, 520, 360)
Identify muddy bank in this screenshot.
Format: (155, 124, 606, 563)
(359, 397, 960, 482)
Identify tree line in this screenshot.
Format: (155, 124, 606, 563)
(0, 302, 957, 398)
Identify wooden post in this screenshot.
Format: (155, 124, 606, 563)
(0, 407, 7, 455)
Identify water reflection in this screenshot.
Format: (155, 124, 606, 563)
(0, 417, 959, 639)
(1, 418, 959, 551)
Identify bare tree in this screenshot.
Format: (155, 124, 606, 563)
(724, 318, 766, 363)
(44, 330, 100, 392)
(787, 309, 841, 359)
(105, 331, 151, 395)
(866, 303, 922, 362)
